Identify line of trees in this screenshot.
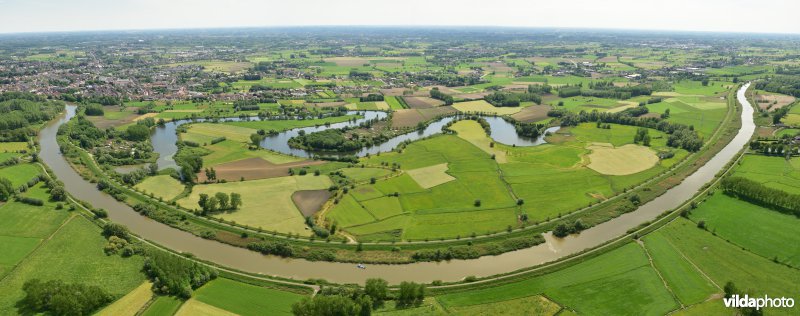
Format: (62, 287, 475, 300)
(485, 91, 542, 107)
(429, 88, 454, 105)
(197, 192, 242, 214)
(291, 278, 424, 316)
(721, 176, 800, 217)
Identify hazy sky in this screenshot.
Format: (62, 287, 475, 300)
(0, 0, 797, 34)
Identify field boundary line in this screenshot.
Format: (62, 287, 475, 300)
(661, 234, 722, 291)
(0, 214, 75, 285)
(637, 239, 683, 308)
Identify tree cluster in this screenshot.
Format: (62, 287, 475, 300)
(142, 250, 218, 298)
(21, 279, 113, 316)
(549, 107, 703, 152)
(721, 176, 800, 217)
(197, 192, 242, 214)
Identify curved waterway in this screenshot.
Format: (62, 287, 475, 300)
(39, 84, 754, 285)
(151, 111, 557, 169)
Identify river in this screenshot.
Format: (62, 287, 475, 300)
(150, 111, 557, 169)
(38, 84, 754, 284)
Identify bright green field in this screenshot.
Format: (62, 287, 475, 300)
(0, 163, 41, 186)
(341, 167, 391, 182)
(193, 278, 305, 316)
(135, 175, 185, 201)
(776, 128, 800, 137)
(330, 120, 687, 240)
(688, 194, 800, 267)
(200, 140, 301, 166)
(384, 96, 406, 109)
(330, 135, 518, 240)
(655, 218, 800, 315)
(437, 243, 678, 315)
(730, 155, 800, 194)
(642, 232, 717, 305)
(141, 295, 184, 316)
(0, 216, 145, 314)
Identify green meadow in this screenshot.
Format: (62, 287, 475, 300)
(688, 193, 800, 267)
(192, 278, 305, 316)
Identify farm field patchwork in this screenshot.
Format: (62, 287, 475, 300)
(448, 120, 508, 163)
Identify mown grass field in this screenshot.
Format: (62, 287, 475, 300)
(135, 175, 185, 201)
(175, 298, 236, 316)
(447, 295, 562, 315)
(192, 278, 305, 316)
(642, 232, 717, 305)
(141, 296, 184, 316)
(340, 167, 391, 182)
(330, 135, 519, 240)
(452, 100, 522, 115)
(688, 194, 800, 267)
(96, 281, 154, 316)
(200, 140, 301, 166)
(0, 142, 29, 152)
(449, 120, 507, 163)
(654, 218, 800, 315)
(329, 118, 689, 240)
(0, 215, 145, 314)
(179, 175, 332, 234)
(0, 163, 41, 186)
(730, 155, 800, 194)
(437, 243, 678, 315)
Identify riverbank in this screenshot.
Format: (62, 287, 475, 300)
(37, 84, 752, 284)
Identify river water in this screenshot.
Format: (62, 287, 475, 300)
(38, 84, 753, 284)
(150, 111, 557, 169)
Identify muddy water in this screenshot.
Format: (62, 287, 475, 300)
(38, 84, 753, 285)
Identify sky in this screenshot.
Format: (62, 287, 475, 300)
(0, 0, 797, 34)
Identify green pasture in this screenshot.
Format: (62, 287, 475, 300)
(193, 278, 305, 316)
(688, 194, 800, 267)
(437, 243, 678, 315)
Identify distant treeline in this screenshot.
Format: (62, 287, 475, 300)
(558, 82, 652, 100)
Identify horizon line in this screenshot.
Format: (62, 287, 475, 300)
(1, 25, 799, 37)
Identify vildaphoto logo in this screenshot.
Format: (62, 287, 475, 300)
(723, 294, 795, 310)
